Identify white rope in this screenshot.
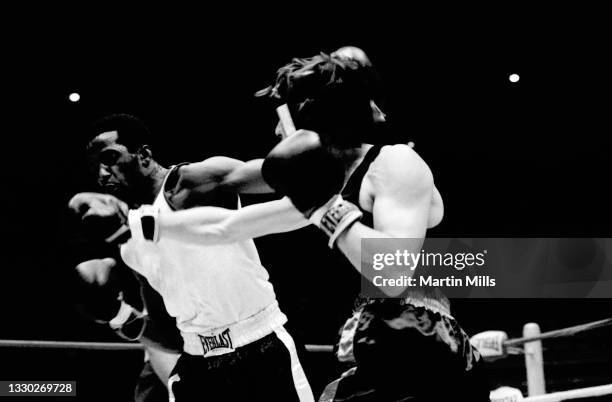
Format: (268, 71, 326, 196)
(523, 383, 612, 402)
(505, 318, 612, 347)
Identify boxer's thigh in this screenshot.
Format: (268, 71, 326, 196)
(134, 361, 169, 402)
(146, 346, 180, 386)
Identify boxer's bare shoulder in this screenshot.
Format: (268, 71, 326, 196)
(360, 144, 431, 203)
(363, 144, 443, 228)
(375, 144, 432, 183)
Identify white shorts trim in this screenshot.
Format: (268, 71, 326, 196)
(181, 302, 287, 357)
(274, 327, 315, 402)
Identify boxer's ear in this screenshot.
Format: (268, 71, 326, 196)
(137, 145, 153, 167)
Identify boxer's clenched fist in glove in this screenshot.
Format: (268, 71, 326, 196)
(68, 192, 130, 244)
(262, 130, 362, 248)
(262, 130, 345, 216)
(75, 257, 122, 322)
(75, 258, 147, 338)
(76, 257, 117, 286)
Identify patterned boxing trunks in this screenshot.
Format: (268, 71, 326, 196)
(321, 299, 490, 402)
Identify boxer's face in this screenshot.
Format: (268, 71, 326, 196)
(87, 131, 142, 197)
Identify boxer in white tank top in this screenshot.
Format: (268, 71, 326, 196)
(121, 169, 286, 354)
(72, 114, 314, 402)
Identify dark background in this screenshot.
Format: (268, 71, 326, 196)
(1, 5, 611, 401)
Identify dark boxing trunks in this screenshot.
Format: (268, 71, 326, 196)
(169, 331, 312, 402)
(326, 300, 490, 402)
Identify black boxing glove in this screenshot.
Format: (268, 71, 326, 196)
(68, 192, 131, 244)
(262, 130, 345, 215)
(262, 130, 362, 247)
(74, 258, 123, 322)
(74, 258, 147, 339)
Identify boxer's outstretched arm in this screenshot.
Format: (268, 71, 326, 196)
(335, 146, 435, 296)
(169, 157, 273, 205)
(218, 158, 273, 194)
(156, 197, 309, 245)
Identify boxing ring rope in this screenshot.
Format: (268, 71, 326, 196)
(2, 318, 611, 401)
(0, 339, 334, 353)
(522, 384, 612, 402)
(1, 317, 608, 352)
(514, 319, 612, 397)
(503, 318, 612, 347)
(3, 317, 607, 352)
(475, 318, 612, 401)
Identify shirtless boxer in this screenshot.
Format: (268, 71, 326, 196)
(69, 114, 314, 401)
(127, 47, 490, 401)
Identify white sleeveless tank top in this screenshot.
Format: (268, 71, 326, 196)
(120, 175, 282, 341)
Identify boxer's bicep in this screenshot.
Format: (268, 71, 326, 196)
(371, 145, 434, 238)
(166, 158, 239, 208)
(169, 158, 273, 208)
(177, 157, 245, 187)
(219, 159, 275, 194)
(372, 189, 431, 239)
(335, 174, 432, 272)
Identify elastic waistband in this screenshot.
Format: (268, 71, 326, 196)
(402, 295, 452, 318)
(181, 302, 287, 357)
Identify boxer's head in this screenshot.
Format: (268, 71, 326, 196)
(257, 46, 385, 148)
(86, 114, 157, 201)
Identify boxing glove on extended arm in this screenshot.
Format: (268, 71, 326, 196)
(262, 130, 362, 247)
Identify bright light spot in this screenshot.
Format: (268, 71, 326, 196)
(69, 92, 81, 102)
(509, 74, 520, 83)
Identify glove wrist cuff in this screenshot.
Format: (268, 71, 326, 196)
(109, 300, 146, 329)
(309, 195, 342, 222)
(128, 206, 159, 242)
(104, 225, 131, 244)
(310, 196, 362, 248)
(110, 298, 149, 341)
